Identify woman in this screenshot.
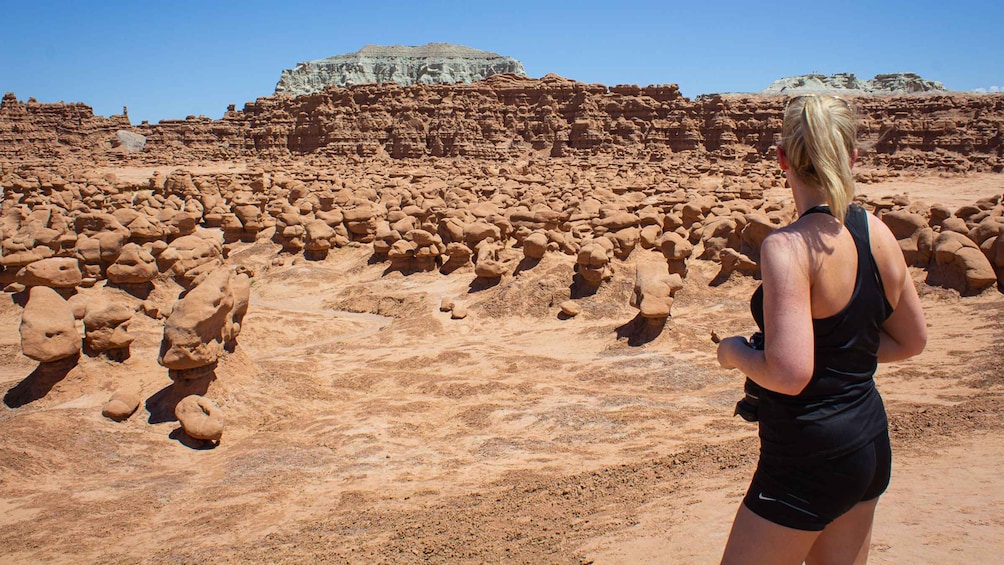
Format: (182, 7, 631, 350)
(716, 95, 927, 564)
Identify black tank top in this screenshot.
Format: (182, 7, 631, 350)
(750, 204, 894, 460)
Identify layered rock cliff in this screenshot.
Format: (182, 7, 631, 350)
(763, 73, 947, 95)
(275, 43, 527, 96)
(2, 75, 1002, 174)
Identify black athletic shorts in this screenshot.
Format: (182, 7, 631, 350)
(742, 430, 892, 531)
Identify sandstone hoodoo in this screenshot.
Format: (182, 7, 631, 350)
(274, 43, 527, 96)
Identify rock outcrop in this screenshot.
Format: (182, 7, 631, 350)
(762, 73, 947, 95)
(275, 43, 527, 96)
(3, 77, 1001, 173)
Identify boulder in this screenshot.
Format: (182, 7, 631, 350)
(102, 382, 141, 421)
(560, 300, 581, 317)
(175, 395, 224, 442)
(522, 231, 549, 260)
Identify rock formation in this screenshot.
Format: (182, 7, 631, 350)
(20, 286, 80, 363)
(159, 268, 249, 377)
(275, 43, 527, 96)
(762, 73, 947, 95)
(3, 77, 1001, 174)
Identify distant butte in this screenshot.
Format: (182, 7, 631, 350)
(274, 42, 527, 96)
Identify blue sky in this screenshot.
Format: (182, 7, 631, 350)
(1, 0, 1001, 124)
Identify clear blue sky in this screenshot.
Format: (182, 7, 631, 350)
(2, 0, 1001, 124)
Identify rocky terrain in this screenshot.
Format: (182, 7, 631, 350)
(274, 43, 527, 96)
(762, 72, 948, 95)
(0, 77, 1002, 562)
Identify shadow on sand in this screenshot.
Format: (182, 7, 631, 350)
(3, 354, 80, 409)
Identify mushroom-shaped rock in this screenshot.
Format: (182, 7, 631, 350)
(159, 268, 238, 373)
(441, 242, 473, 274)
(575, 238, 614, 284)
(968, 217, 1004, 247)
(304, 219, 337, 258)
(20, 286, 81, 362)
(928, 231, 997, 295)
(175, 395, 224, 442)
(630, 256, 684, 319)
(343, 205, 378, 242)
(14, 257, 82, 288)
(387, 239, 419, 272)
(658, 232, 693, 277)
(106, 243, 158, 284)
(102, 382, 141, 421)
(84, 302, 134, 354)
(639, 224, 662, 249)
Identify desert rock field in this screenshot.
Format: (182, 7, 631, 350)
(1, 77, 1003, 563)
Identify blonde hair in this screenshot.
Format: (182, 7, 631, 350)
(781, 95, 857, 224)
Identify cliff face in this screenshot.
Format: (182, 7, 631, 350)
(275, 43, 527, 96)
(0, 92, 131, 159)
(2, 75, 1002, 173)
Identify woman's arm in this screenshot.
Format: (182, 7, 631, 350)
(867, 213, 927, 362)
(718, 231, 815, 395)
(878, 267, 927, 362)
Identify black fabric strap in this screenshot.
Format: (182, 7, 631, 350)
(801, 204, 832, 217)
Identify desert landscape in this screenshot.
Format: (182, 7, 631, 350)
(1, 68, 1003, 564)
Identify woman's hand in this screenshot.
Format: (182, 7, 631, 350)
(717, 336, 750, 369)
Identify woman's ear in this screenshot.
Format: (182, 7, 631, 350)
(777, 146, 790, 171)
(851, 148, 858, 167)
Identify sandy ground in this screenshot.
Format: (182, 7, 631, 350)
(0, 173, 1002, 563)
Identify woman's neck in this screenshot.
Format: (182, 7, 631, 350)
(788, 174, 828, 216)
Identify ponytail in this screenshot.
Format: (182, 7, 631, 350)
(781, 96, 857, 224)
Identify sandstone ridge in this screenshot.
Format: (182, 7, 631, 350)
(3, 77, 1002, 175)
(274, 42, 527, 96)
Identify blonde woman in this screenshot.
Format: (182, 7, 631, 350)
(716, 95, 927, 564)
